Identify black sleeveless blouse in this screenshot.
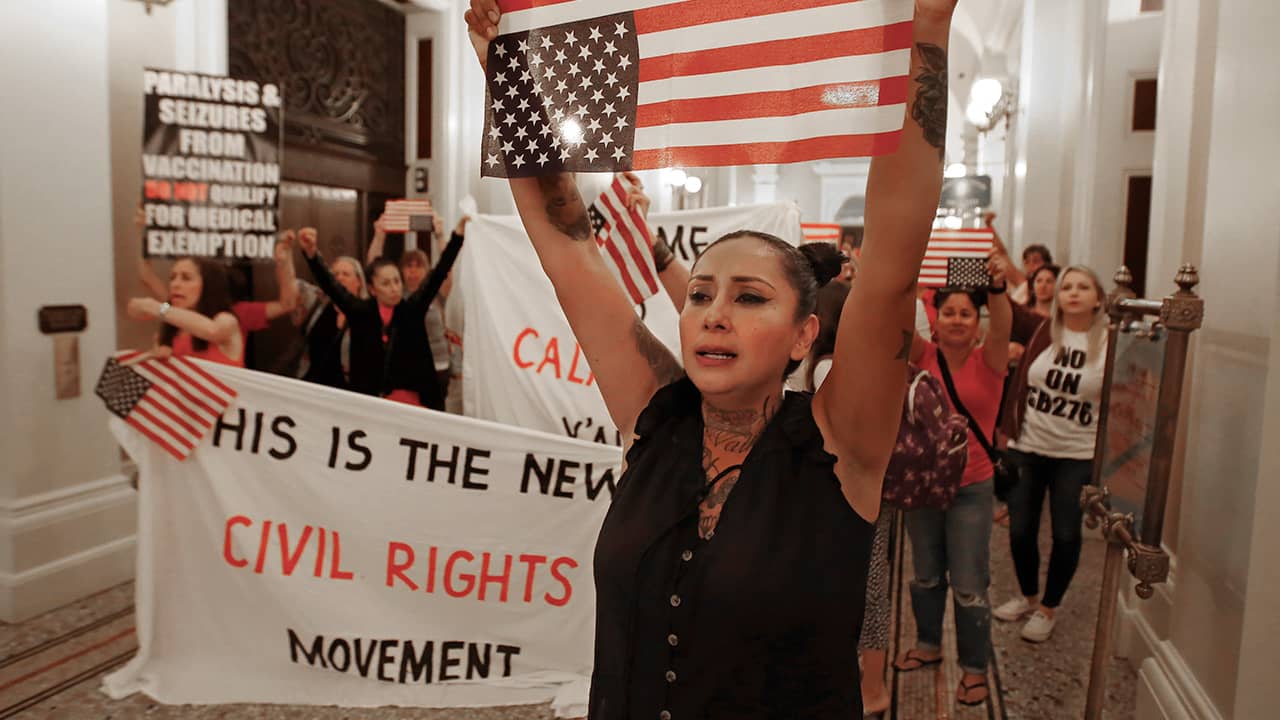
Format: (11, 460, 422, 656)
(590, 378, 874, 719)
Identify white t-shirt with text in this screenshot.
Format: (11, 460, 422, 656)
(1009, 329, 1105, 460)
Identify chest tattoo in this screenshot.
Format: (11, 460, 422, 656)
(697, 394, 780, 540)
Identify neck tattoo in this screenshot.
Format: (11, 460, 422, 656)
(702, 394, 779, 460)
(696, 394, 782, 540)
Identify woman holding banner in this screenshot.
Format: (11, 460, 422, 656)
(297, 226, 462, 409)
(135, 211, 302, 359)
(465, 0, 957, 715)
(127, 257, 245, 367)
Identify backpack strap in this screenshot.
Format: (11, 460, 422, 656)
(935, 350, 1000, 461)
(905, 369, 931, 425)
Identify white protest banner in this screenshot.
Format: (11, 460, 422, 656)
(103, 361, 616, 711)
(462, 203, 801, 441)
(141, 69, 283, 261)
(650, 202, 804, 266)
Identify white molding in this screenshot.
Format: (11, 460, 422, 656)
(0, 535, 135, 623)
(1122, 587, 1223, 720)
(0, 473, 134, 527)
(0, 535, 135, 585)
(0, 475, 137, 622)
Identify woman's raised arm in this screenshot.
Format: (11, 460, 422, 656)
(465, 2, 682, 441)
(982, 254, 1013, 372)
(813, 2, 956, 520)
(298, 227, 364, 318)
(262, 230, 299, 320)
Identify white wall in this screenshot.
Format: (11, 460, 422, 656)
(1162, 0, 1279, 712)
(1120, 1, 1280, 718)
(109, 0, 227, 352)
(1071, 14, 1161, 274)
(1010, 0, 1099, 260)
(0, 0, 136, 621)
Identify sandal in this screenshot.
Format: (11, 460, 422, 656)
(957, 676, 989, 706)
(892, 649, 942, 672)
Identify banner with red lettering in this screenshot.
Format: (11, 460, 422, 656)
(103, 362, 615, 713)
(461, 204, 801, 442)
(460, 199, 798, 438)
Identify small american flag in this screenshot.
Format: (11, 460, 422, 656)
(482, 0, 913, 177)
(383, 200, 434, 233)
(95, 351, 237, 461)
(588, 175, 661, 305)
(801, 223, 842, 244)
(919, 228, 995, 288)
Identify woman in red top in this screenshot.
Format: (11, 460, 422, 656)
(128, 257, 244, 367)
(894, 255, 1012, 706)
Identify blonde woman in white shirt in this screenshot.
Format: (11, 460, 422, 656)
(993, 266, 1108, 643)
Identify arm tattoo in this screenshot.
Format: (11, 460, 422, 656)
(911, 42, 948, 160)
(632, 317, 683, 386)
(894, 329, 912, 362)
(535, 173, 593, 241)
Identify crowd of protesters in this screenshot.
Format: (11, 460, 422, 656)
(124, 172, 1110, 718)
(126, 200, 467, 411)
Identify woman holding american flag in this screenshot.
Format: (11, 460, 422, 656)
(466, 0, 960, 716)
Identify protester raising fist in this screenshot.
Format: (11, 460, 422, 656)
(298, 222, 465, 410)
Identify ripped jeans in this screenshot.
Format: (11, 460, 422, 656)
(905, 479, 993, 675)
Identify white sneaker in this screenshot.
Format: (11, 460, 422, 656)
(993, 596, 1033, 622)
(1021, 610, 1056, 642)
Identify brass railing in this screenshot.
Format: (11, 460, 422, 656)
(1082, 264, 1204, 720)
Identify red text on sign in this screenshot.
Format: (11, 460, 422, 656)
(384, 542, 577, 608)
(512, 328, 594, 387)
(223, 515, 356, 582)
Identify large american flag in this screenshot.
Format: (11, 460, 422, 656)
(918, 228, 995, 288)
(588, 175, 661, 304)
(482, 0, 914, 177)
(95, 351, 237, 461)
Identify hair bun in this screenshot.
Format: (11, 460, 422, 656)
(798, 242, 847, 288)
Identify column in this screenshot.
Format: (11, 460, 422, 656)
(0, 0, 136, 621)
(1008, 0, 1091, 258)
(751, 164, 780, 205)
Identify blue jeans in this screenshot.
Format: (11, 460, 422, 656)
(905, 480, 993, 675)
(1005, 449, 1092, 608)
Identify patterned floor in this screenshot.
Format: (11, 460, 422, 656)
(0, 511, 1137, 719)
(889, 510, 1139, 720)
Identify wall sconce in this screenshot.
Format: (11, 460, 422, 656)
(966, 76, 1016, 133)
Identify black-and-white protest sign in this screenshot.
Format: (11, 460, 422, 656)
(141, 69, 283, 261)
